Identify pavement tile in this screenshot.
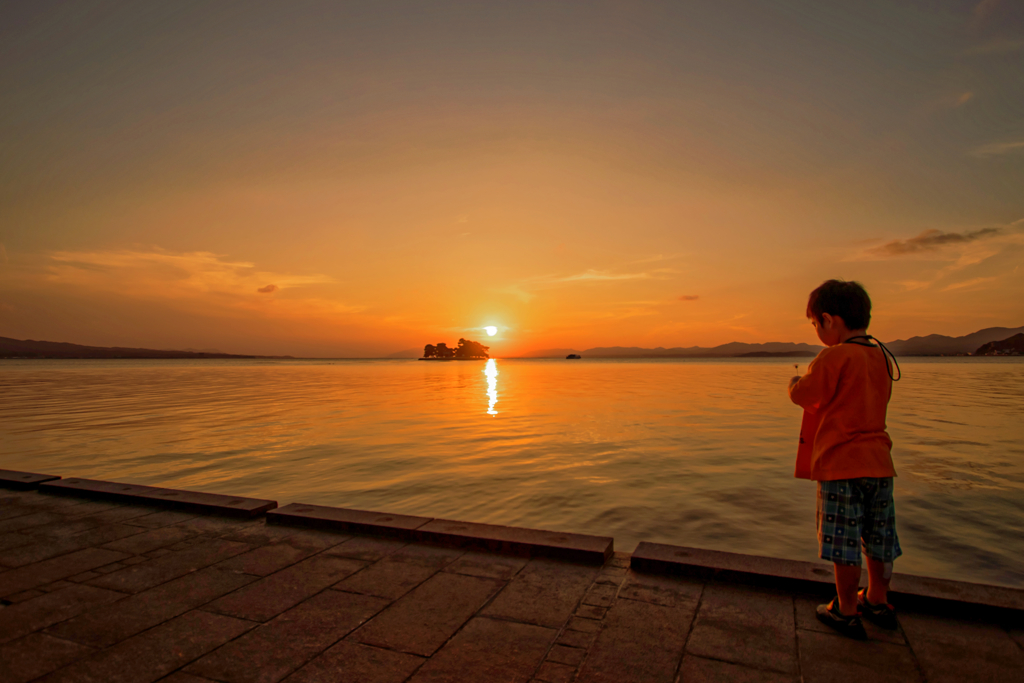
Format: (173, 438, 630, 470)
(534, 660, 576, 683)
(352, 572, 505, 657)
(575, 605, 607, 620)
(0, 524, 142, 567)
(0, 532, 35, 553)
(77, 505, 160, 525)
(94, 562, 125, 574)
(334, 557, 440, 600)
(408, 616, 555, 683)
(582, 583, 618, 607)
(125, 509, 198, 528)
(48, 567, 258, 648)
(281, 640, 423, 683)
(86, 538, 252, 593)
(897, 611, 1023, 682)
(69, 571, 101, 583)
(187, 589, 390, 683)
(677, 655, 798, 682)
(223, 525, 348, 549)
(797, 629, 921, 682)
(41, 580, 75, 592)
(547, 643, 586, 667)
(556, 628, 595, 649)
(0, 547, 130, 598)
(794, 595, 905, 645)
(443, 550, 528, 580)
(145, 548, 174, 558)
(100, 525, 199, 555)
(0, 632, 95, 683)
(566, 616, 604, 633)
(36, 609, 254, 683)
(482, 558, 599, 628)
(618, 572, 704, 608)
(122, 555, 147, 566)
(323, 535, 407, 561)
(0, 511, 66, 534)
(685, 583, 797, 675)
(576, 594, 697, 683)
(215, 542, 320, 576)
(174, 515, 263, 537)
(161, 674, 219, 683)
(5, 589, 45, 603)
(1010, 627, 1024, 650)
(0, 583, 125, 644)
(386, 543, 464, 568)
(205, 554, 366, 622)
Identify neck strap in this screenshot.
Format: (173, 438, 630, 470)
(843, 335, 901, 381)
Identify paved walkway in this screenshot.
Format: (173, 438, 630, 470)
(1, 489, 1021, 683)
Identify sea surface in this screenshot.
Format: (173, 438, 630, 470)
(1, 357, 1022, 588)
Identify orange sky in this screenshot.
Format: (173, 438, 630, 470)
(1, 1, 1022, 357)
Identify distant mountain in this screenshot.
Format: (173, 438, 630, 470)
(518, 325, 1024, 358)
(974, 333, 1024, 356)
(883, 326, 1024, 356)
(0, 337, 291, 360)
(517, 342, 823, 358)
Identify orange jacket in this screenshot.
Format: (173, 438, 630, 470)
(788, 342, 895, 481)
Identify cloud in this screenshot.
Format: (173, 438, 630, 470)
(678, 295, 699, 301)
(257, 284, 279, 294)
(970, 140, 1024, 157)
(941, 276, 998, 292)
(868, 228, 1001, 257)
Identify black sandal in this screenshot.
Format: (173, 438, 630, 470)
(816, 598, 867, 640)
(857, 589, 898, 630)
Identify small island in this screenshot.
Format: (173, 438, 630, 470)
(566, 354, 582, 359)
(974, 333, 1024, 356)
(421, 338, 490, 360)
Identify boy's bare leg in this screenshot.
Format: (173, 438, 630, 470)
(865, 557, 890, 605)
(833, 563, 861, 615)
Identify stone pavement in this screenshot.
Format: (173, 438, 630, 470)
(1, 489, 1021, 683)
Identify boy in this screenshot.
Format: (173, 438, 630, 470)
(788, 279, 901, 640)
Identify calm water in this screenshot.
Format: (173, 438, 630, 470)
(1, 357, 1022, 588)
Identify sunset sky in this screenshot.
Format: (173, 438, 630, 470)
(2, 1, 1022, 357)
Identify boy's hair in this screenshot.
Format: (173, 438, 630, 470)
(806, 280, 871, 330)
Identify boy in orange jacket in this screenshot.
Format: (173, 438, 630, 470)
(788, 279, 901, 639)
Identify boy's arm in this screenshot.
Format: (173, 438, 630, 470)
(788, 352, 839, 413)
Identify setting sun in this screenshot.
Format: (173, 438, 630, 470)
(485, 326, 498, 336)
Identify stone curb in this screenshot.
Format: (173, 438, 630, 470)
(37, 477, 277, 518)
(268, 502, 613, 564)
(0, 469, 61, 489)
(631, 541, 1024, 614)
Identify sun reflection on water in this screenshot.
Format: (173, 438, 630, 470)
(484, 359, 498, 415)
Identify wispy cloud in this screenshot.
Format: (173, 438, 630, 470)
(942, 276, 998, 292)
(971, 140, 1024, 157)
(867, 227, 1001, 257)
(503, 266, 677, 302)
(678, 295, 699, 301)
(257, 284, 279, 294)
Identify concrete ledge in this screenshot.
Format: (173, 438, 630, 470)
(417, 518, 612, 564)
(0, 469, 61, 489)
(268, 503, 613, 564)
(268, 503, 432, 537)
(38, 477, 277, 518)
(631, 541, 1024, 613)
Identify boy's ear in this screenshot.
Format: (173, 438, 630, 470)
(821, 312, 833, 330)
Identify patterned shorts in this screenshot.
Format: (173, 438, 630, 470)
(817, 477, 901, 567)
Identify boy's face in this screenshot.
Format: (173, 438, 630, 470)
(811, 313, 842, 347)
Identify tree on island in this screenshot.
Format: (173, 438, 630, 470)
(421, 339, 489, 359)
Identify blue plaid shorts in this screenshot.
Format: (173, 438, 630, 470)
(817, 477, 901, 567)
